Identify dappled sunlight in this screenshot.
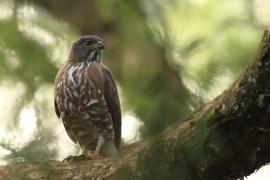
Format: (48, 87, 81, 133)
(254, 0, 270, 25)
(183, 70, 234, 102)
(18, 107, 37, 147)
(0, 81, 26, 141)
(0, 146, 11, 165)
(0, 106, 37, 153)
(0, 82, 37, 165)
(56, 125, 80, 156)
(0, 1, 13, 21)
(54, 123, 79, 160)
(17, 3, 76, 66)
(246, 165, 270, 180)
(122, 114, 142, 143)
(0, 47, 20, 69)
(164, 0, 260, 95)
(206, 71, 234, 100)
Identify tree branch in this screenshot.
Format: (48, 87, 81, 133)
(1, 28, 270, 180)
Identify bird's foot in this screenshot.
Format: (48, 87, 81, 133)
(82, 148, 104, 160)
(62, 154, 92, 162)
(62, 154, 104, 162)
(91, 154, 103, 160)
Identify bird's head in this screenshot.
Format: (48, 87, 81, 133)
(70, 35, 105, 63)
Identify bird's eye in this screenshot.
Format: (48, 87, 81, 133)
(84, 41, 92, 47)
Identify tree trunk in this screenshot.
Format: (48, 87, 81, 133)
(1, 28, 270, 180)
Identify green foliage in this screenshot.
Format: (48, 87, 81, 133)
(165, 0, 261, 94)
(0, 18, 57, 91)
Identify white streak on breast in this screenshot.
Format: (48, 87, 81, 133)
(66, 86, 73, 98)
(107, 125, 113, 129)
(68, 66, 77, 87)
(64, 99, 68, 109)
(88, 52, 95, 62)
(60, 112, 65, 118)
(86, 99, 98, 106)
(73, 91, 79, 98)
(80, 84, 86, 94)
(63, 88, 69, 102)
(78, 73, 82, 85)
(57, 82, 61, 88)
(77, 63, 84, 74)
(69, 102, 73, 111)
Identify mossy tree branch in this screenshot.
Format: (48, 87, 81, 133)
(1, 28, 270, 180)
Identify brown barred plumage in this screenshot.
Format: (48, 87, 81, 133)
(54, 35, 121, 158)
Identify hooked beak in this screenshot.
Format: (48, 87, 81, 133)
(96, 41, 105, 50)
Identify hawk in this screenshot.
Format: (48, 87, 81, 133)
(54, 35, 121, 159)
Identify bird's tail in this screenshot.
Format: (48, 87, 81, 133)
(100, 140, 118, 157)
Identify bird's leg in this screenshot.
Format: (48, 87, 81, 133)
(63, 136, 106, 161)
(82, 147, 94, 157)
(94, 135, 105, 157)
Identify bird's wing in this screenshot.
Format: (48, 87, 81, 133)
(54, 100, 60, 119)
(102, 67, 122, 149)
(54, 65, 78, 144)
(54, 95, 77, 143)
(54, 66, 65, 119)
(54, 69, 62, 119)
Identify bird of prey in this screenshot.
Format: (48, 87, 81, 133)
(54, 35, 121, 159)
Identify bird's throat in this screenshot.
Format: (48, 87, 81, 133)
(87, 51, 102, 63)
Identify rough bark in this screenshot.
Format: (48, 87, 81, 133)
(1, 28, 270, 180)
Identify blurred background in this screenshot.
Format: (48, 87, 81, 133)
(0, 0, 269, 179)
